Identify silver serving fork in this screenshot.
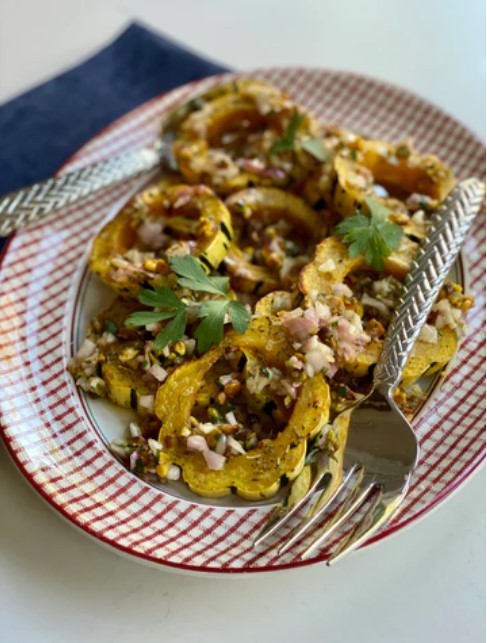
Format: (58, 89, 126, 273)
(254, 177, 485, 564)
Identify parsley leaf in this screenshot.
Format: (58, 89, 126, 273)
(138, 286, 184, 310)
(193, 300, 251, 353)
(333, 197, 404, 270)
(124, 310, 178, 327)
(122, 255, 250, 353)
(228, 300, 251, 333)
(301, 138, 330, 162)
(153, 309, 187, 351)
(270, 113, 330, 164)
(169, 255, 229, 296)
(194, 301, 229, 353)
(270, 111, 303, 154)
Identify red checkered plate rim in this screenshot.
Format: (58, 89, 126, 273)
(0, 67, 485, 575)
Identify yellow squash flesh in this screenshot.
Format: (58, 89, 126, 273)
(357, 138, 456, 201)
(298, 237, 457, 384)
(101, 362, 155, 416)
(402, 327, 458, 385)
(224, 187, 327, 296)
(174, 80, 320, 194)
(89, 183, 234, 298)
(156, 347, 331, 499)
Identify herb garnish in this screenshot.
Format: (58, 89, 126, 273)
(333, 197, 404, 270)
(270, 112, 303, 154)
(124, 255, 250, 353)
(270, 111, 330, 162)
(300, 138, 330, 162)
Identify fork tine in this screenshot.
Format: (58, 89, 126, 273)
(277, 464, 363, 555)
(299, 481, 377, 559)
(252, 464, 332, 548)
(326, 486, 409, 565)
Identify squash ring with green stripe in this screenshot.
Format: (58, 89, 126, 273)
(89, 182, 234, 298)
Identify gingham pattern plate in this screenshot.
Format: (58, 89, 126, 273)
(0, 68, 485, 575)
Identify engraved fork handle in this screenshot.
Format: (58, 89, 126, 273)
(374, 178, 485, 393)
(0, 146, 164, 237)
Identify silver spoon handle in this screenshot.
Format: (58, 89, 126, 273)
(0, 146, 162, 237)
(374, 177, 485, 393)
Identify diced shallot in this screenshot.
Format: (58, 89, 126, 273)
(148, 438, 163, 456)
(203, 449, 227, 470)
(184, 338, 196, 356)
(337, 318, 370, 346)
(236, 158, 287, 181)
(281, 307, 319, 341)
(76, 339, 97, 360)
(418, 324, 439, 344)
(187, 435, 208, 452)
(138, 395, 155, 412)
(227, 436, 246, 455)
(280, 378, 299, 399)
(129, 450, 140, 471)
(332, 283, 353, 298)
(361, 293, 390, 317)
(215, 434, 228, 455)
(225, 411, 238, 425)
(137, 219, 168, 249)
(110, 441, 130, 457)
(199, 422, 218, 434)
(314, 301, 332, 324)
(303, 336, 336, 377)
(148, 363, 168, 382)
(129, 422, 141, 438)
(167, 464, 181, 481)
(318, 258, 336, 273)
(433, 298, 463, 330)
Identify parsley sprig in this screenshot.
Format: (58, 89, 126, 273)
(270, 111, 330, 162)
(124, 255, 250, 353)
(333, 197, 404, 270)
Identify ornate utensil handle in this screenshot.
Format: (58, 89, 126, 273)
(374, 177, 485, 393)
(0, 146, 163, 237)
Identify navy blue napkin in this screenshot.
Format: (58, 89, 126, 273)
(0, 22, 227, 252)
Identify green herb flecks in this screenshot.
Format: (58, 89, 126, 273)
(270, 111, 330, 163)
(270, 111, 303, 155)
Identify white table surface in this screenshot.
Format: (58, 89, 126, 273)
(0, 1, 485, 642)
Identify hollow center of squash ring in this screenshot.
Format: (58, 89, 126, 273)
(188, 350, 291, 450)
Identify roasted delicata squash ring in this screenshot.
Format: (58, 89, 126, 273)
(67, 298, 162, 415)
(299, 236, 417, 295)
(173, 80, 322, 194)
(333, 151, 453, 244)
(355, 138, 456, 201)
(297, 237, 462, 382)
(90, 183, 234, 297)
(155, 345, 331, 499)
(224, 188, 326, 296)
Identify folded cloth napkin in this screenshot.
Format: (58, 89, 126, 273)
(0, 22, 227, 253)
